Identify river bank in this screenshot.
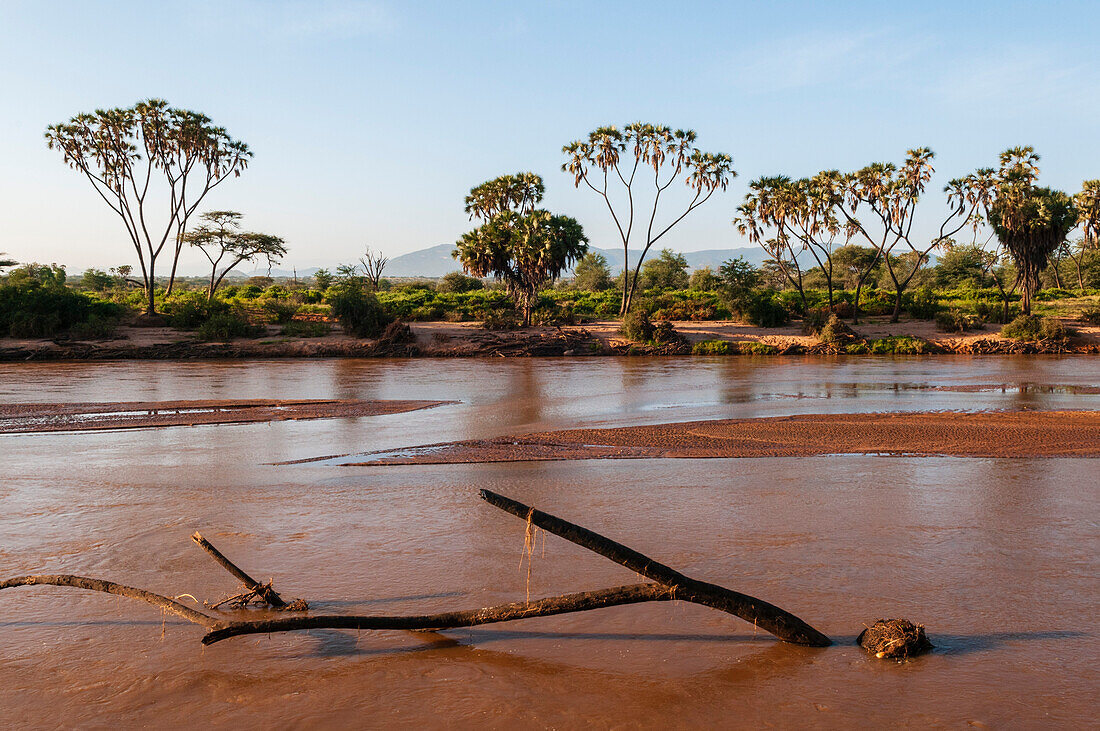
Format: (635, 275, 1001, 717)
(2, 317, 1099, 360)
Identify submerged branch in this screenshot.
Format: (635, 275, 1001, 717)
(0, 574, 220, 629)
(202, 583, 672, 644)
(478, 490, 832, 647)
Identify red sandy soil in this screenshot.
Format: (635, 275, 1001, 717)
(333, 411, 1100, 465)
(0, 399, 452, 433)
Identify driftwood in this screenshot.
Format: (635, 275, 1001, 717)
(191, 532, 305, 610)
(0, 574, 219, 629)
(1, 491, 831, 651)
(477, 490, 831, 647)
(202, 584, 673, 644)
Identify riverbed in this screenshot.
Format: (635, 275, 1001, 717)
(1, 356, 1097, 727)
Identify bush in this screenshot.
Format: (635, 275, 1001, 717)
(619, 310, 655, 342)
(867, 336, 931, 354)
(69, 313, 119, 340)
(819, 314, 856, 344)
(162, 292, 228, 329)
(280, 320, 330, 338)
(0, 281, 121, 338)
(935, 309, 983, 333)
(1041, 318, 1068, 340)
(329, 287, 393, 338)
(1079, 305, 1100, 325)
(1000, 314, 1067, 341)
(801, 308, 831, 335)
(741, 342, 778, 355)
(744, 292, 790, 327)
(195, 311, 264, 341)
(651, 320, 684, 345)
(481, 310, 521, 330)
(692, 339, 733, 355)
(905, 287, 940, 319)
(437, 272, 484, 294)
(261, 298, 299, 324)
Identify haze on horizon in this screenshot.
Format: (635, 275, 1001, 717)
(1, 0, 1098, 274)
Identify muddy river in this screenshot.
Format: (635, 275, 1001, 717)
(1, 356, 1097, 727)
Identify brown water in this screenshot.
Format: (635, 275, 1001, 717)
(1, 356, 1097, 728)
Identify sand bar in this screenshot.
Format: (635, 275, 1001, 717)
(333, 410, 1100, 465)
(0, 399, 453, 433)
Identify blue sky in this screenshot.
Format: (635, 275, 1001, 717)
(1, 0, 1098, 273)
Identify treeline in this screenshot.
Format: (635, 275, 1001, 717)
(2, 246, 1098, 342)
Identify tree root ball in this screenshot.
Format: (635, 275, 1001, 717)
(857, 619, 933, 659)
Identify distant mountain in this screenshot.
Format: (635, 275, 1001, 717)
(383, 243, 766, 278)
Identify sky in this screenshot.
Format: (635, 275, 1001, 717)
(1, 0, 1098, 274)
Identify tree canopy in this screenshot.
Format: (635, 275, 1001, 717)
(455, 173, 588, 325)
(45, 99, 251, 314)
(563, 123, 733, 314)
(184, 210, 286, 299)
(952, 147, 1077, 313)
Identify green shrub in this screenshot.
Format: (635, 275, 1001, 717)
(905, 287, 940, 319)
(437, 272, 484, 293)
(0, 281, 121, 337)
(1079, 305, 1100, 325)
(329, 288, 393, 338)
(195, 311, 264, 341)
(867, 336, 931, 354)
(744, 291, 789, 328)
(1040, 317, 1068, 340)
(741, 342, 778, 355)
(481, 310, 521, 330)
(619, 310, 655, 342)
(69, 313, 119, 340)
(261, 297, 299, 324)
(162, 292, 228, 329)
(280, 320, 330, 337)
(819, 314, 856, 344)
(935, 309, 983, 333)
(801, 308, 831, 335)
(692, 339, 733, 355)
(844, 342, 870, 354)
(1000, 315, 1067, 341)
(651, 320, 684, 345)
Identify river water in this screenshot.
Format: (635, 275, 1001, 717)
(0, 356, 1097, 728)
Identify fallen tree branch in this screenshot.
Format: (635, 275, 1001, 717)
(478, 489, 832, 647)
(0, 574, 220, 629)
(201, 583, 672, 644)
(191, 532, 297, 609)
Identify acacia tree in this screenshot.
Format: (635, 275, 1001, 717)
(454, 173, 588, 325)
(953, 148, 1077, 314)
(563, 123, 734, 314)
(45, 99, 251, 314)
(184, 210, 287, 300)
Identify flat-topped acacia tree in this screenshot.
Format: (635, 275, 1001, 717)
(45, 99, 251, 315)
(563, 123, 734, 315)
(183, 211, 287, 300)
(454, 173, 588, 326)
